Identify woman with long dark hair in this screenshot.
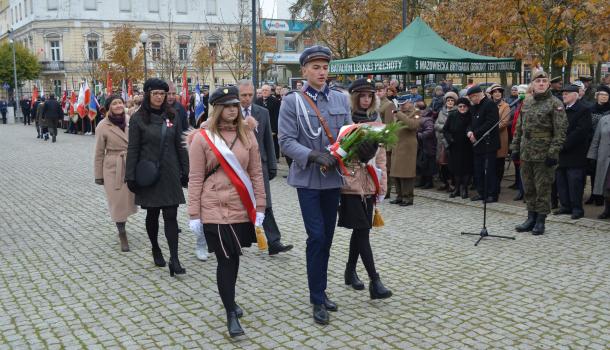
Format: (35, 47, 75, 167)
(125, 78, 189, 276)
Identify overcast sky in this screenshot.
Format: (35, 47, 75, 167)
(260, 0, 296, 19)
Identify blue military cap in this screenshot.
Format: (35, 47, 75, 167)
(299, 45, 332, 66)
(209, 86, 239, 106)
(397, 94, 417, 104)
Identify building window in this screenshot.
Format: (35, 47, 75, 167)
(206, 0, 217, 15)
(50, 41, 61, 61)
(119, 0, 131, 11)
(47, 0, 58, 10)
(176, 0, 187, 14)
(84, 0, 96, 10)
(148, 0, 159, 13)
(30, 0, 33, 14)
(19, 3, 22, 21)
(178, 42, 188, 61)
(151, 41, 161, 61)
(24, 1, 27, 17)
(88, 40, 99, 60)
(284, 37, 296, 52)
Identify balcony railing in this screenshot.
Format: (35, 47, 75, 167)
(41, 61, 65, 71)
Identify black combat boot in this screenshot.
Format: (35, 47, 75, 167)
(532, 214, 546, 235)
(344, 264, 364, 290)
(369, 274, 392, 299)
(515, 211, 537, 232)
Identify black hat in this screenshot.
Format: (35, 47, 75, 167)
(550, 76, 562, 84)
(349, 78, 375, 94)
(466, 85, 482, 95)
(105, 94, 124, 111)
(456, 97, 471, 107)
(597, 84, 610, 95)
(209, 86, 239, 106)
(409, 85, 418, 90)
(143, 78, 169, 93)
(299, 45, 332, 66)
(561, 84, 580, 93)
(578, 75, 593, 82)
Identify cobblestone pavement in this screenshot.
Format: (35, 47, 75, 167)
(1, 124, 609, 349)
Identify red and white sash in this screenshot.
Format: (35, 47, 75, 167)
(200, 129, 257, 224)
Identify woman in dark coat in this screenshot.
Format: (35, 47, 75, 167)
(443, 97, 474, 199)
(125, 78, 189, 276)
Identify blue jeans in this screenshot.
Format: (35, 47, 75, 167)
(296, 188, 341, 305)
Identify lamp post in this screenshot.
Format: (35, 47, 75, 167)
(139, 31, 149, 81)
(251, 0, 257, 87)
(8, 30, 20, 121)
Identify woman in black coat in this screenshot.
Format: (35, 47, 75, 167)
(125, 78, 189, 276)
(443, 97, 474, 199)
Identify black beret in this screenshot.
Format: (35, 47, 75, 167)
(209, 86, 239, 106)
(104, 94, 124, 111)
(300, 45, 332, 66)
(550, 76, 562, 83)
(466, 85, 482, 95)
(596, 84, 610, 95)
(578, 75, 593, 82)
(144, 78, 169, 92)
(561, 84, 580, 93)
(456, 97, 471, 106)
(349, 78, 375, 94)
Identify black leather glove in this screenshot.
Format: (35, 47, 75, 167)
(94, 179, 104, 185)
(356, 140, 379, 163)
(511, 152, 520, 161)
(127, 180, 138, 193)
(544, 157, 558, 167)
(268, 169, 277, 180)
(180, 174, 189, 188)
(308, 150, 337, 168)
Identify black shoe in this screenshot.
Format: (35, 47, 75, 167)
(595, 197, 604, 206)
(64, 130, 69, 133)
(515, 211, 537, 232)
(168, 257, 185, 277)
(513, 192, 524, 201)
(553, 208, 571, 215)
(508, 183, 518, 190)
(461, 187, 469, 199)
(227, 311, 245, 337)
(438, 183, 449, 191)
(421, 182, 434, 189)
(369, 274, 392, 299)
(570, 211, 584, 220)
(414, 181, 425, 188)
(584, 196, 595, 205)
(598, 201, 610, 219)
(449, 188, 459, 198)
(471, 195, 483, 201)
(313, 304, 329, 325)
(152, 248, 166, 267)
(324, 296, 337, 312)
(551, 202, 558, 210)
(268, 242, 294, 255)
(399, 201, 412, 206)
(484, 196, 497, 203)
(344, 265, 365, 290)
(390, 199, 403, 204)
(234, 304, 243, 318)
(532, 214, 546, 235)
(36, 135, 41, 139)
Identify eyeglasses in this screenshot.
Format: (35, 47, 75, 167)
(151, 91, 167, 97)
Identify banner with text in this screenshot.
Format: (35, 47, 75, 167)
(330, 58, 519, 74)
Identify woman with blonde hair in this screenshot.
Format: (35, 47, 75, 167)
(187, 86, 265, 337)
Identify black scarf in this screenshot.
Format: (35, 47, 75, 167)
(352, 110, 378, 124)
(592, 102, 610, 114)
(108, 113, 126, 131)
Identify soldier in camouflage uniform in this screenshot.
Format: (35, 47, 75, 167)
(510, 70, 568, 235)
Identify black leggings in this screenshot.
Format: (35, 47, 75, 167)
(347, 228, 377, 278)
(145, 206, 179, 259)
(214, 251, 240, 313)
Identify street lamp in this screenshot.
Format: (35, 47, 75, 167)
(139, 31, 149, 81)
(8, 30, 19, 121)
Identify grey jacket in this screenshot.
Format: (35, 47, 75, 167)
(250, 104, 277, 207)
(278, 83, 352, 189)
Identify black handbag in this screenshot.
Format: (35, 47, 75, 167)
(135, 122, 167, 187)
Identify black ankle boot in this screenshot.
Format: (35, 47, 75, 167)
(152, 248, 166, 267)
(226, 311, 244, 337)
(597, 200, 610, 219)
(168, 257, 185, 277)
(461, 185, 469, 199)
(449, 187, 460, 198)
(369, 274, 392, 299)
(515, 211, 537, 232)
(344, 265, 364, 290)
(532, 214, 546, 235)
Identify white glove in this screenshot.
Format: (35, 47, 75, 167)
(376, 194, 385, 204)
(255, 212, 265, 227)
(189, 219, 203, 235)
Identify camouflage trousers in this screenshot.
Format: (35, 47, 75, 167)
(522, 161, 557, 215)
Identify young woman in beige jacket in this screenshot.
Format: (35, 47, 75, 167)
(187, 86, 266, 338)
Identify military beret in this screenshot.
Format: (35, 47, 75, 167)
(104, 94, 124, 111)
(578, 75, 593, 82)
(143, 78, 169, 92)
(397, 94, 417, 104)
(466, 85, 482, 95)
(550, 76, 562, 83)
(596, 84, 610, 95)
(299, 45, 332, 66)
(209, 86, 239, 106)
(561, 84, 580, 93)
(531, 70, 547, 80)
(349, 78, 376, 94)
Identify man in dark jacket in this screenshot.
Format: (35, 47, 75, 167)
(31, 97, 42, 138)
(20, 96, 31, 125)
(553, 84, 592, 219)
(467, 86, 500, 202)
(42, 94, 63, 142)
(0, 99, 7, 124)
(167, 83, 189, 132)
(255, 84, 281, 159)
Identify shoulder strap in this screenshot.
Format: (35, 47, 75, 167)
(299, 92, 335, 144)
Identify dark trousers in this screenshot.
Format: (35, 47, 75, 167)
(386, 152, 394, 194)
(1, 110, 6, 124)
(47, 118, 58, 137)
(145, 206, 180, 259)
(473, 152, 497, 198)
(23, 112, 31, 125)
(556, 167, 585, 215)
(273, 134, 280, 160)
(496, 157, 506, 195)
(262, 206, 281, 246)
(296, 188, 341, 305)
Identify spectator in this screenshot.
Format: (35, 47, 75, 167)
(586, 85, 610, 206)
(255, 84, 281, 159)
(435, 91, 458, 193)
(415, 100, 436, 189)
(443, 97, 474, 199)
(0, 99, 7, 124)
(488, 84, 511, 197)
(42, 94, 63, 143)
(430, 86, 445, 113)
(587, 85, 610, 219)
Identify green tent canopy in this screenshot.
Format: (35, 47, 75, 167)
(329, 17, 520, 75)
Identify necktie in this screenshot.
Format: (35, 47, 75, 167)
(244, 108, 250, 117)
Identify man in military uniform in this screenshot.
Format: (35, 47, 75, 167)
(278, 46, 353, 325)
(511, 70, 568, 235)
(550, 76, 563, 100)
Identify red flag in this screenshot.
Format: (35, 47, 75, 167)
(69, 90, 77, 116)
(31, 86, 39, 108)
(181, 68, 189, 108)
(128, 79, 133, 98)
(106, 72, 113, 97)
